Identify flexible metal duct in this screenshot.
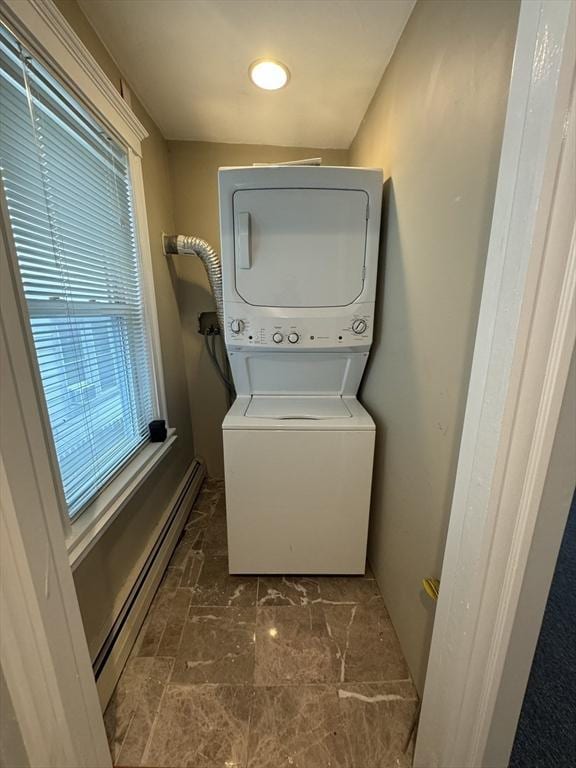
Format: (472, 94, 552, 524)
(163, 234, 224, 332)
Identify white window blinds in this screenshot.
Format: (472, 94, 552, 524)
(0, 26, 156, 519)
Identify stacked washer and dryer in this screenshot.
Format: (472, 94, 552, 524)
(218, 165, 382, 575)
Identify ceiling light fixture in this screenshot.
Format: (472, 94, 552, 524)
(249, 59, 290, 91)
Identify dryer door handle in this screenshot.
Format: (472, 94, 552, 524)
(237, 212, 251, 269)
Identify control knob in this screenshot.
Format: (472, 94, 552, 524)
(230, 319, 244, 334)
(272, 332, 284, 343)
(288, 332, 300, 344)
(351, 319, 367, 335)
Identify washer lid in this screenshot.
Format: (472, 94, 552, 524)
(223, 396, 375, 430)
(245, 396, 352, 420)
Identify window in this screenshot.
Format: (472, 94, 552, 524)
(0, 25, 157, 519)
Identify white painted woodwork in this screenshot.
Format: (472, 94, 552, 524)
(414, 1, 576, 765)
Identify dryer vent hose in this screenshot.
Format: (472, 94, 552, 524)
(163, 234, 224, 332)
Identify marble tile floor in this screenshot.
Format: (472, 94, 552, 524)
(104, 477, 418, 768)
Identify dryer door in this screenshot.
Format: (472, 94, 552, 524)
(233, 188, 369, 307)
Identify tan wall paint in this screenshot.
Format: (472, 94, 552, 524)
(167, 141, 348, 476)
(0, 665, 28, 768)
(349, 0, 519, 691)
(52, 1, 195, 658)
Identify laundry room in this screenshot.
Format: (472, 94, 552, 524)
(5, 1, 573, 767)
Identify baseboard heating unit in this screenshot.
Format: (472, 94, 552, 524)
(93, 459, 205, 709)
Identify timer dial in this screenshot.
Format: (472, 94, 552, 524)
(351, 319, 367, 335)
(230, 319, 244, 334)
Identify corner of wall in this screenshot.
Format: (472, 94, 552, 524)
(349, 0, 520, 692)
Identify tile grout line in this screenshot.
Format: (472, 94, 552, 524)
(255, 575, 261, 605)
(245, 574, 259, 768)
(138, 657, 175, 767)
(171, 590, 192, 665)
(160, 680, 416, 686)
(113, 705, 137, 766)
(243, 681, 255, 768)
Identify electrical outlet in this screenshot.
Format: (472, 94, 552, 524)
(198, 311, 220, 336)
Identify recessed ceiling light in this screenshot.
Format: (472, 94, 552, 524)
(249, 59, 290, 91)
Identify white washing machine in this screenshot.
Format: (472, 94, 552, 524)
(219, 165, 383, 574)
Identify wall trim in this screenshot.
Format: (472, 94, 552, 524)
(1, 170, 111, 766)
(1, 458, 77, 766)
(414, 1, 575, 766)
(67, 431, 178, 570)
(128, 151, 169, 421)
(95, 459, 206, 710)
(0, 0, 148, 153)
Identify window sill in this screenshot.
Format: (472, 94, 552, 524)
(66, 429, 177, 570)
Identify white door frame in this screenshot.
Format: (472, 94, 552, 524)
(0, 201, 112, 764)
(414, 1, 575, 766)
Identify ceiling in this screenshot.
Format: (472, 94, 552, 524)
(79, 0, 415, 149)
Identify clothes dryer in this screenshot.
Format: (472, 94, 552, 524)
(219, 166, 382, 574)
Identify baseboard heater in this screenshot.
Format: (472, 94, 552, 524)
(93, 458, 206, 709)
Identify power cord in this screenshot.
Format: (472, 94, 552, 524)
(204, 331, 235, 402)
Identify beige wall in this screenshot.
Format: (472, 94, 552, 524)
(167, 141, 348, 476)
(0, 666, 28, 768)
(53, 1, 195, 658)
(349, 0, 519, 691)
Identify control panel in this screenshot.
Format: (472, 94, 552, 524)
(223, 303, 373, 349)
